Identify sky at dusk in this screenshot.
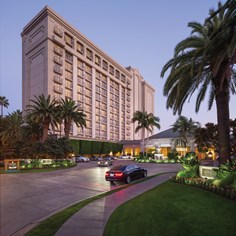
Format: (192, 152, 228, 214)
(0, 0, 235, 132)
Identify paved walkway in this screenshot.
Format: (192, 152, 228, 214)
(56, 172, 175, 236)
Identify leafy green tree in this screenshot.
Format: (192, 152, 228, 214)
(194, 123, 218, 152)
(172, 116, 200, 148)
(0, 96, 9, 118)
(26, 94, 58, 142)
(161, 1, 236, 164)
(0, 110, 25, 158)
(21, 117, 43, 143)
(131, 111, 160, 154)
(58, 98, 87, 138)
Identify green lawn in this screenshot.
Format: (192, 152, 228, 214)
(104, 181, 236, 236)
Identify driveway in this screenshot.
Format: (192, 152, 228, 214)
(0, 160, 181, 236)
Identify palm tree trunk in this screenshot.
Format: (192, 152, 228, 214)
(215, 86, 231, 165)
(64, 121, 71, 139)
(43, 123, 49, 142)
(142, 128, 145, 156)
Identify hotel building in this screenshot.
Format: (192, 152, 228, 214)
(21, 6, 155, 142)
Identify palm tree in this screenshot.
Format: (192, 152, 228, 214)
(0, 110, 23, 144)
(172, 116, 200, 148)
(131, 111, 160, 154)
(0, 110, 25, 158)
(160, 1, 236, 164)
(0, 96, 9, 118)
(26, 94, 58, 142)
(194, 122, 218, 152)
(22, 117, 43, 143)
(58, 98, 87, 138)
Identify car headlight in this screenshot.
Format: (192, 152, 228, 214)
(105, 162, 108, 164)
(98, 162, 101, 164)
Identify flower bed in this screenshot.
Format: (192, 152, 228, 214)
(172, 176, 236, 201)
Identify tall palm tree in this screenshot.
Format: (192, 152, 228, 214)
(26, 94, 58, 142)
(58, 98, 87, 138)
(0, 96, 9, 118)
(172, 116, 200, 148)
(131, 111, 160, 154)
(161, 1, 236, 164)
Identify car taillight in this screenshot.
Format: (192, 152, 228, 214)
(105, 172, 109, 176)
(114, 172, 123, 177)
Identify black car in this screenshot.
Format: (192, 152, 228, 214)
(105, 164, 147, 184)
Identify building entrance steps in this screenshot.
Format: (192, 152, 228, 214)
(55, 172, 175, 236)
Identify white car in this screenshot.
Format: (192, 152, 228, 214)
(120, 155, 132, 159)
(75, 156, 90, 162)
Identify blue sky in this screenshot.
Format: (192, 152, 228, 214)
(0, 0, 235, 131)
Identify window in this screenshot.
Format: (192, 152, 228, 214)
(54, 65, 63, 75)
(101, 82, 107, 89)
(54, 56, 63, 65)
(86, 48, 93, 60)
(115, 70, 120, 79)
(77, 77, 84, 85)
(101, 74, 107, 82)
(54, 84, 63, 94)
(85, 96, 92, 104)
(54, 45, 63, 56)
(101, 88, 106, 96)
(54, 26, 63, 37)
(85, 89, 92, 97)
(65, 89, 73, 98)
(65, 80, 73, 89)
(102, 60, 108, 70)
(65, 61, 73, 71)
(85, 64, 92, 74)
(96, 71, 100, 78)
(77, 93, 84, 101)
(85, 81, 92, 89)
(95, 55, 101, 66)
(76, 41, 84, 54)
(77, 69, 83, 77)
(109, 65, 114, 75)
(64, 33, 73, 47)
(54, 75, 63, 84)
(85, 72, 92, 81)
(77, 59, 83, 69)
(65, 71, 73, 80)
(65, 52, 73, 63)
(77, 85, 84, 94)
(121, 74, 126, 83)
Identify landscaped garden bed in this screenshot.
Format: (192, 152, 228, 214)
(171, 153, 236, 201)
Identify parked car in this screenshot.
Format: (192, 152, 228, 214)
(90, 156, 102, 161)
(119, 155, 132, 159)
(103, 155, 116, 160)
(98, 157, 113, 167)
(75, 156, 90, 163)
(105, 164, 147, 184)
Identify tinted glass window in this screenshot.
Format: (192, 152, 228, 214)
(110, 165, 127, 171)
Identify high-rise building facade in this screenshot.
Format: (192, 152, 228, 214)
(21, 6, 155, 142)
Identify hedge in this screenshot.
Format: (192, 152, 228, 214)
(69, 140, 123, 155)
